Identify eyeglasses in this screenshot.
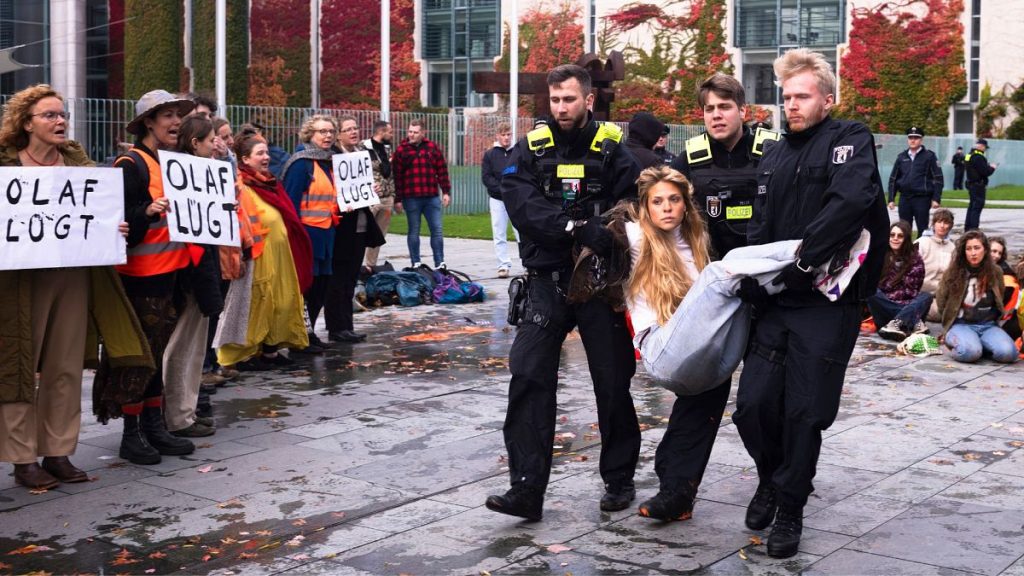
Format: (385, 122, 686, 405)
(32, 111, 68, 122)
(314, 129, 336, 136)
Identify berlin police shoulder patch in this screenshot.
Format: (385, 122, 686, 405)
(502, 164, 518, 175)
(832, 145, 854, 164)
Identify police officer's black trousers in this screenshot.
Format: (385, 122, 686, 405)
(965, 183, 986, 231)
(897, 194, 932, 237)
(733, 301, 860, 509)
(504, 275, 640, 492)
(653, 377, 731, 495)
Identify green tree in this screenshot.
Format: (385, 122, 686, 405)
(191, 0, 250, 105)
(124, 0, 184, 99)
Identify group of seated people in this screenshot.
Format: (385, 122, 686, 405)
(869, 208, 1022, 363)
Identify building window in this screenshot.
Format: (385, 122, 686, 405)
(969, 0, 980, 102)
(735, 0, 844, 49)
(0, 0, 49, 94)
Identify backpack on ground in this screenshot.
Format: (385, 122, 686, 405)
(432, 268, 485, 304)
(364, 271, 434, 307)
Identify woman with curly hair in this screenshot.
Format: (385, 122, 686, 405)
(870, 220, 934, 341)
(936, 230, 1018, 364)
(0, 84, 146, 488)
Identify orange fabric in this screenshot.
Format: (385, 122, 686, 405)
(299, 162, 339, 229)
(237, 182, 268, 260)
(114, 148, 191, 277)
(1003, 274, 1020, 323)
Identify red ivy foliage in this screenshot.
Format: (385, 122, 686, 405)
(838, 0, 966, 135)
(605, 0, 735, 123)
(249, 0, 311, 106)
(320, 0, 420, 110)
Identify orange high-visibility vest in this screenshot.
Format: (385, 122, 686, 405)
(299, 161, 338, 229)
(236, 181, 269, 260)
(1003, 274, 1021, 325)
(114, 148, 191, 277)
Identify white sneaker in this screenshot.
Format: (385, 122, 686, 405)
(437, 262, 448, 271)
(911, 320, 929, 334)
(878, 319, 908, 341)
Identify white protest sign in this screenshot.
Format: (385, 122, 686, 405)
(333, 150, 380, 210)
(0, 166, 126, 270)
(159, 150, 239, 247)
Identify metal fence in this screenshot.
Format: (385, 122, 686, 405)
(3, 94, 1021, 214)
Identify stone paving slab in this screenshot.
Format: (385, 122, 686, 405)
(1, 215, 1024, 575)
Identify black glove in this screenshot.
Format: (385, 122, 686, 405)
(573, 217, 614, 257)
(771, 261, 815, 293)
(735, 276, 770, 307)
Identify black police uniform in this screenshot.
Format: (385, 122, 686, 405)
(951, 150, 965, 190)
(655, 126, 777, 499)
(887, 138, 943, 235)
(964, 146, 996, 231)
(735, 116, 888, 511)
(498, 113, 642, 495)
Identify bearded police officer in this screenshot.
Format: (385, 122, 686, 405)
(485, 64, 642, 521)
(634, 74, 779, 522)
(887, 125, 943, 236)
(733, 49, 888, 558)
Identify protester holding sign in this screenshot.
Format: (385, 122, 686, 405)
(161, 115, 225, 439)
(282, 114, 339, 352)
(0, 84, 151, 490)
(107, 89, 199, 465)
(325, 116, 384, 344)
(217, 133, 311, 369)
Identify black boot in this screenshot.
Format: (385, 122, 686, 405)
(745, 482, 778, 530)
(485, 484, 544, 521)
(141, 406, 195, 456)
(638, 486, 695, 521)
(119, 414, 161, 465)
(767, 506, 803, 558)
(600, 480, 636, 512)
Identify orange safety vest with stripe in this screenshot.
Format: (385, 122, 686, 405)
(114, 147, 191, 277)
(1003, 274, 1021, 325)
(299, 161, 339, 229)
(236, 180, 269, 260)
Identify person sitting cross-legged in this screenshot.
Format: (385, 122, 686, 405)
(870, 220, 934, 341)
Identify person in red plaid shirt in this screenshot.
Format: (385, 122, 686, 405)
(393, 119, 452, 269)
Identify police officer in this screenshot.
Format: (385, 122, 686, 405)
(964, 138, 998, 231)
(634, 74, 778, 522)
(887, 126, 943, 236)
(485, 64, 642, 521)
(733, 49, 888, 558)
(951, 146, 965, 190)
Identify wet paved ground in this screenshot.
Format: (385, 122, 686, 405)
(2, 207, 1023, 575)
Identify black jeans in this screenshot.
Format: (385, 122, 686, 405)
(654, 378, 731, 494)
(504, 275, 640, 492)
(325, 218, 367, 333)
(965, 183, 986, 231)
(733, 301, 860, 509)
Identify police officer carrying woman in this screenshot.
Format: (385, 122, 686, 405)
(485, 64, 642, 521)
(107, 90, 199, 464)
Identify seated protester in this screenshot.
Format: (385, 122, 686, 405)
(989, 236, 1015, 277)
(916, 208, 956, 321)
(935, 230, 1019, 364)
(871, 221, 934, 341)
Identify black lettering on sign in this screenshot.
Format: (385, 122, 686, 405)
(206, 201, 221, 238)
(28, 214, 44, 242)
(216, 166, 229, 196)
(166, 159, 188, 191)
(80, 214, 94, 240)
(58, 180, 76, 206)
(6, 178, 22, 204)
(5, 218, 19, 241)
(187, 198, 203, 236)
(55, 214, 71, 239)
(172, 200, 189, 234)
(220, 203, 236, 241)
(32, 179, 48, 205)
(82, 178, 96, 206)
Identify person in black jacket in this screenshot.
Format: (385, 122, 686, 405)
(733, 49, 889, 559)
(887, 126, 943, 236)
(481, 122, 520, 277)
(639, 73, 778, 523)
(951, 146, 965, 190)
(653, 126, 676, 164)
(964, 138, 998, 231)
(626, 112, 667, 169)
(485, 64, 642, 522)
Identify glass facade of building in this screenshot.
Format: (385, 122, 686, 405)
(422, 0, 500, 108)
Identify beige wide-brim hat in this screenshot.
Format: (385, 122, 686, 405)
(125, 90, 196, 136)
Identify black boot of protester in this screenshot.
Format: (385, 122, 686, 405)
(141, 402, 195, 456)
(119, 412, 161, 465)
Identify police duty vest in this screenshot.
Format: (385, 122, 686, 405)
(964, 149, 986, 184)
(114, 148, 192, 277)
(684, 127, 779, 256)
(527, 122, 622, 219)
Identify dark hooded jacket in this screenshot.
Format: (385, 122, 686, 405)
(626, 112, 666, 170)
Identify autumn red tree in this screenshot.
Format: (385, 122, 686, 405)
(249, 0, 310, 107)
(837, 0, 966, 135)
(320, 0, 420, 110)
(495, 1, 585, 116)
(605, 0, 734, 123)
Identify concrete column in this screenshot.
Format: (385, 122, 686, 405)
(48, 0, 86, 100)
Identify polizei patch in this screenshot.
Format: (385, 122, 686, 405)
(832, 145, 854, 164)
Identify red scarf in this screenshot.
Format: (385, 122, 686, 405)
(239, 164, 313, 293)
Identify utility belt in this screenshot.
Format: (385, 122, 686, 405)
(506, 269, 572, 329)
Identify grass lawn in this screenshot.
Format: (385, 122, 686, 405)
(388, 213, 509, 240)
(943, 184, 1024, 201)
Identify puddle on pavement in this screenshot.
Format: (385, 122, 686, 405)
(210, 394, 306, 428)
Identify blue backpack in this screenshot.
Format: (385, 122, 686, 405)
(365, 271, 435, 306)
(432, 269, 485, 304)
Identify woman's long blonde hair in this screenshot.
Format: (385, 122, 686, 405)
(627, 165, 710, 326)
